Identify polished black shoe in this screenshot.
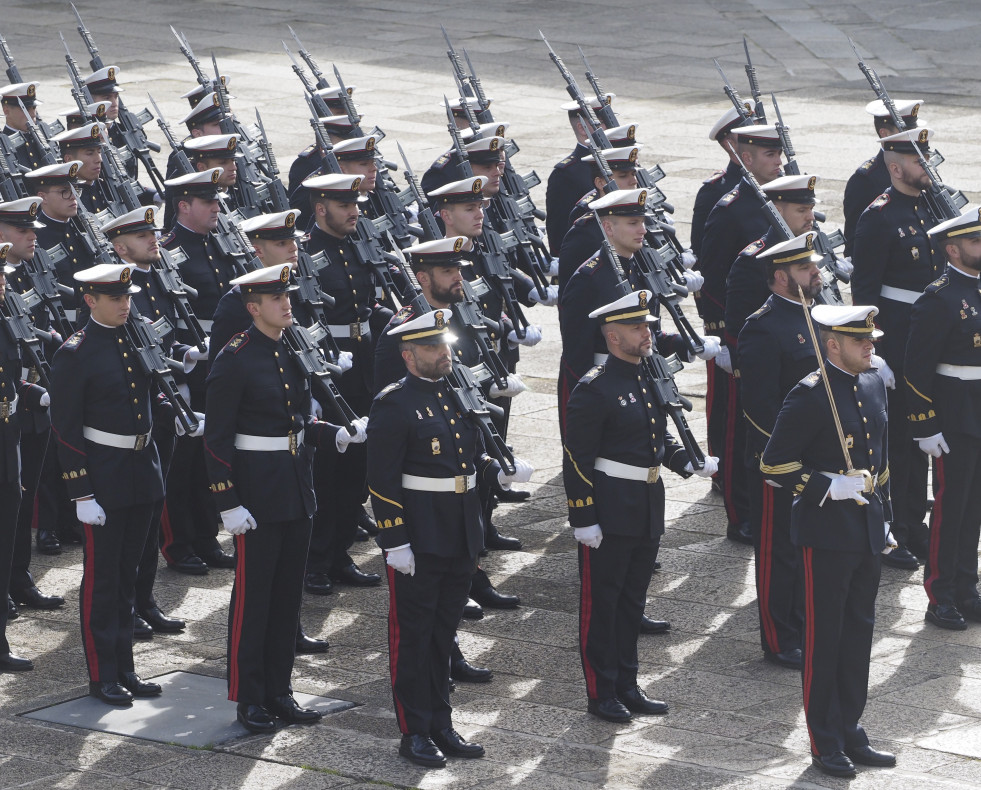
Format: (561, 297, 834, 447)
(133, 616, 154, 640)
(619, 686, 669, 715)
(236, 702, 276, 733)
(496, 487, 531, 503)
(484, 530, 523, 551)
(332, 563, 382, 587)
(881, 546, 920, 569)
(266, 694, 323, 724)
(358, 507, 380, 536)
(140, 606, 185, 633)
(845, 744, 896, 767)
(653, 560, 662, 571)
(119, 671, 162, 697)
(926, 603, 967, 630)
(470, 584, 520, 609)
(36, 529, 62, 555)
(959, 597, 981, 623)
(587, 697, 632, 722)
(7, 596, 18, 620)
(200, 548, 235, 569)
(726, 521, 754, 545)
(90, 681, 133, 706)
(431, 726, 485, 758)
(353, 526, 370, 542)
(811, 751, 856, 777)
(304, 572, 333, 595)
(295, 632, 330, 654)
(399, 733, 446, 767)
(0, 652, 33, 672)
(908, 536, 931, 563)
(639, 615, 670, 635)
(12, 585, 65, 610)
(764, 648, 802, 670)
(451, 657, 493, 683)
(462, 599, 484, 620)
(167, 553, 209, 575)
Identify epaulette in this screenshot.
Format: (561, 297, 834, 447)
(858, 157, 876, 173)
(390, 305, 414, 326)
(377, 381, 403, 399)
(554, 155, 575, 169)
(580, 365, 604, 383)
(718, 189, 739, 207)
(738, 238, 766, 257)
(576, 189, 598, 208)
(570, 212, 595, 230)
(159, 229, 177, 246)
(800, 371, 821, 388)
(925, 273, 950, 293)
(868, 193, 890, 211)
(433, 153, 451, 168)
(582, 254, 603, 272)
(702, 170, 725, 185)
(225, 332, 249, 354)
(299, 144, 316, 156)
(61, 330, 85, 351)
(745, 302, 771, 322)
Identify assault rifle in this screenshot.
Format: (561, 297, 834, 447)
(743, 37, 767, 123)
(0, 289, 55, 387)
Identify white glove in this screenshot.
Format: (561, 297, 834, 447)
(185, 339, 210, 363)
(177, 382, 192, 405)
(507, 325, 543, 348)
(681, 250, 697, 270)
(835, 255, 854, 278)
(546, 257, 560, 277)
(529, 285, 559, 307)
(489, 373, 528, 398)
(220, 506, 257, 535)
(310, 398, 323, 420)
(386, 545, 415, 576)
(39, 392, 50, 408)
(696, 335, 721, 362)
(574, 525, 603, 549)
(175, 412, 206, 438)
(336, 350, 354, 373)
(498, 457, 534, 488)
(827, 474, 869, 505)
(683, 269, 704, 293)
(882, 526, 899, 553)
(685, 455, 719, 478)
(917, 432, 950, 458)
(870, 355, 896, 390)
(713, 346, 733, 374)
(76, 498, 106, 526)
(335, 416, 368, 452)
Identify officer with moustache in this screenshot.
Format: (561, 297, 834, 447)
(564, 290, 717, 722)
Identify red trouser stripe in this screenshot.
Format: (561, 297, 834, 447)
(385, 562, 408, 733)
(80, 522, 99, 680)
(579, 545, 598, 698)
(158, 501, 177, 563)
(227, 533, 246, 699)
(925, 455, 946, 605)
(759, 482, 779, 653)
(801, 546, 818, 755)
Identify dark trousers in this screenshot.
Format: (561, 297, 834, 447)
(748, 471, 803, 654)
(885, 384, 929, 548)
(0, 480, 22, 654)
(578, 535, 659, 701)
(706, 362, 749, 526)
(227, 516, 312, 704)
(135, 432, 175, 612)
(11, 429, 46, 594)
(79, 503, 153, 682)
(161, 435, 219, 563)
(800, 545, 880, 757)
(924, 434, 981, 607)
(386, 552, 473, 735)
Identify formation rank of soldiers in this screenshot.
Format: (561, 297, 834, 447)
(0, 12, 977, 778)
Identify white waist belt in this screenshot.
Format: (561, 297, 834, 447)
(595, 457, 660, 483)
(235, 430, 305, 452)
(879, 285, 921, 304)
(176, 318, 214, 331)
(0, 395, 18, 419)
(593, 352, 609, 366)
(83, 425, 151, 451)
(937, 363, 981, 380)
(402, 472, 476, 493)
(327, 320, 370, 339)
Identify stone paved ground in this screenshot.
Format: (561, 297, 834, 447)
(2, 1, 981, 788)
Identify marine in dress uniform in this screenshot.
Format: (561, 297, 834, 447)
(904, 209, 981, 630)
(368, 308, 531, 767)
(1, 82, 47, 172)
(203, 265, 364, 734)
(737, 233, 825, 669)
(852, 128, 946, 566)
(287, 113, 357, 216)
(50, 263, 186, 706)
(564, 125, 641, 229)
(760, 305, 896, 779)
(842, 100, 923, 257)
(50, 123, 112, 215)
(420, 131, 508, 196)
(162, 93, 226, 227)
(159, 168, 239, 575)
(698, 124, 784, 545)
(564, 290, 717, 722)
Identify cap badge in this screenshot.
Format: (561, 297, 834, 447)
(285, 212, 296, 228)
(211, 94, 220, 108)
(807, 176, 816, 191)
(626, 125, 636, 141)
(628, 147, 639, 163)
(365, 137, 375, 152)
(226, 136, 237, 151)
(120, 267, 131, 283)
(280, 265, 290, 283)
(351, 176, 362, 191)
(144, 208, 154, 224)
(453, 237, 465, 252)
(345, 86, 353, 96)
(434, 310, 446, 329)
(28, 201, 38, 218)
(805, 233, 814, 250)
(918, 129, 928, 144)
(26, 84, 36, 98)
(865, 313, 875, 329)
(638, 291, 648, 309)
(637, 190, 647, 206)
(90, 124, 101, 139)
(95, 103, 107, 118)
(495, 124, 506, 137)
(210, 169, 221, 184)
(472, 178, 483, 193)
(911, 104, 920, 118)
(68, 162, 80, 178)
(489, 138, 499, 151)
(603, 94, 613, 106)
(107, 67, 116, 81)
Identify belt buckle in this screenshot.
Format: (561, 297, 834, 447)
(647, 466, 660, 484)
(289, 432, 298, 455)
(455, 475, 466, 494)
(0, 402, 9, 419)
(134, 433, 148, 452)
(351, 321, 362, 341)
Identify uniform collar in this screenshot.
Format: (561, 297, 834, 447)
(826, 360, 860, 383)
(604, 353, 642, 376)
(947, 263, 980, 281)
(405, 373, 443, 393)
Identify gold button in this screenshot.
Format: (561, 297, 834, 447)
(857, 401, 862, 407)
(651, 418, 655, 424)
(123, 352, 128, 358)
(118, 338, 123, 343)
(444, 405, 449, 411)
(869, 449, 873, 455)
(450, 419, 455, 425)
(647, 403, 652, 408)
(460, 463, 466, 469)
(284, 384, 290, 390)
(133, 398, 138, 404)
(130, 383, 135, 389)
(137, 414, 142, 419)
(279, 368, 284, 373)
(437, 392, 443, 398)
(863, 417, 868, 423)
(458, 448, 463, 454)
(455, 433, 460, 438)
(274, 352, 279, 357)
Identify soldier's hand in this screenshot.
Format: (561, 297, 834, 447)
(882, 525, 899, 553)
(696, 336, 721, 362)
(834, 255, 854, 279)
(220, 506, 257, 535)
(184, 338, 210, 365)
(686, 456, 719, 478)
(490, 374, 528, 398)
(336, 417, 369, 451)
(529, 285, 559, 307)
(386, 545, 415, 576)
(39, 391, 50, 408)
(336, 350, 354, 373)
(574, 525, 603, 549)
(683, 269, 704, 294)
(175, 412, 205, 437)
(827, 474, 869, 504)
(870, 355, 896, 390)
(75, 497, 106, 526)
(546, 257, 560, 278)
(680, 250, 697, 270)
(310, 398, 324, 420)
(507, 325, 543, 348)
(917, 433, 950, 458)
(498, 457, 534, 488)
